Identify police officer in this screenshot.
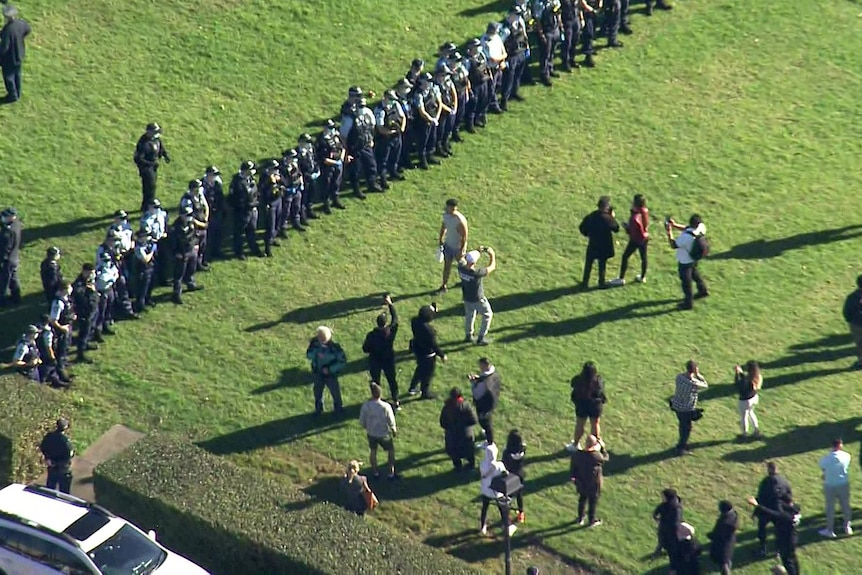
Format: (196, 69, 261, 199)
(405, 58, 425, 87)
(259, 160, 285, 257)
(602, 0, 625, 48)
(280, 149, 307, 231)
(560, 0, 582, 71)
(394, 78, 417, 170)
(171, 205, 202, 304)
(579, 0, 601, 68)
(39, 419, 75, 494)
(501, 6, 529, 108)
(434, 66, 458, 158)
(71, 263, 99, 362)
(0, 207, 22, 308)
(8, 324, 40, 381)
(40, 246, 63, 303)
(94, 251, 119, 338)
(465, 39, 493, 132)
(35, 313, 69, 388)
(47, 281, 75, 382)
(140, 198, 169, 285)
(133, 123, 171, 212)
(413, 73, 442, 170)
(448, 51, 471, 143)
(481, 23, 507, 113)
(133, 228, 156, 312)
(180, 179, 210, 270)
(97, 228, 137, 320)
(201, 166, 226, 262)
(296, 134, 321, 220)
(344, 96, 382, 198)
(340, 85, 364, 122)
(109, 209, 134, 281)
(435, 42, 457, 73)
(536, 0, 563, 86)
(375, 90, 407, 186)
(316, 120, 347, 213)
(229, 161, 263, 259)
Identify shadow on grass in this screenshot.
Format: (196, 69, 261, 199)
(21, 213, 117, 247)
(456, 0, 512, 17)
(198, 404, 361, 455)
(0, 292, 52, 353)
(434, 285, 576, 320)
(710, 225, 862, 260)
(251, 352, 413, 394)
(722, 416, 862, 463)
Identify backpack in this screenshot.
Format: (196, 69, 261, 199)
(688, 232, 710, 261)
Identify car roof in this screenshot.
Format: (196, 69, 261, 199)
(0, 484, 88, 533)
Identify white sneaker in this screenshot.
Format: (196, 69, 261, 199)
(609, 278, 625, 287)
(845, 524, 853, 535)
(565, 442, 580, 453)
(507, 523, 518, 536)
(635, 275, 646, 283)
(480, 524, 488, 536)
(819, 528, 836, 538)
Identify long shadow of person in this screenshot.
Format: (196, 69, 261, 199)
(721, 416, 862, 463)
(456, 0, 513, 18)
(21, 213, 117, 247)
(434, 284, 577, 320)
(710, 225, 862, 261)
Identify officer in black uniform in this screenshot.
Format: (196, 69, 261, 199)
(501, 6, 528, 109)
(344, 97, 382, 198)
(201, 166, 225, 262)
(35, 314, 68, 388)
(434, 66, 457, 158)
(9, 324, 41, 381)
(413, 73, 442, 170)
(296, 134, 321, 220)
(394, 78, 416, 170)
(47, 281, 75, 383)
(180, 180, 210, 271)
(280, 149, 307, 231)
(229, 161, 263, 259)
(316, 120, 347, 213)
(133, 228, 156, 312)
(374, 90, 407, 186)
(259, 159, 285, 257)
(465, 39, 492, 132)
(170, 205, 202, 304)
(602, 0, 625, 48)
(579, 0, 601, 68)
(39, 419, 75, 494)
(560, 0, 582, 71)
(0, 207, 22, 308)
(448, 52, 471, 143)
(71, 263, 98, 363)
(536, 0, 563, 86)
(40, 246, 62, 303)
(405, 58, 425, 87)
(133, 123, 170, 212)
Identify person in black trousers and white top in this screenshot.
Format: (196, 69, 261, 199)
(469, 357, 501, 442)
(666, 214, 709, 310)
(734, 360, 762, 440)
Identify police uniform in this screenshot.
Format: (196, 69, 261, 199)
(374, 93, 407, 183)
(481, 26, 507, 113)
(94, 253, 119, 337)
(97, 237, 135, 320)
(316, 122, 347, 213)
(40, 248, 62, 303)
(170, 209, 201, 303)
(133, 123, 170, 212)
(560, 0, 582, 70)
(466, 42, 493, 131)
(448, 53, 471, 142)
(296, 134, 321, 219)
(579, 0, 601, 67)
(412, 74, 442, 170)
(345, 100, 381, 197)
(280, 150, 307, 230)
(11, 328, 40, 382)
(259, 161, 285, 256)
(181, 180, 210, 270)
(133, 232, 156, 312)
(434, 69, 458, 157)
(35, 320, 67, 387)
(48, 288, 75, 378)
(0, 208, 22, 307)
(201, 167, 226, 261)
(601, 0, 625, 48)
(39, 422, 75, 494)
(140, 200, 169, 285)
(536, 0, 563, 84)
(501, 8, 529, 106)
(394, 79, 417, 170)
(72, 268, 99, 359)
(229, 162, 263, 258)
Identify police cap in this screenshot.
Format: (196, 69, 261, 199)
(150, 198, 161, 208)
(283, 149, 299, 160)
(298, 133, 313, 143)
(435, 64, 452, 76)
(99, 251, 112, 262)
(205, 165, 220, 176)
(348, 86, 363, 97)
(383, 89, 397, 101)
(451, 50, 464, 62)
(419, 72, 433, 83)
(26, 324, 39, 336)
(188, 179, 203, 190)
(47, 246, 60, 257)
(240, 160, 256, 173)
(411, 58, 425, 69)
(510, 4, 524, 15)
(56, 418, 70, 431)
(135, 228, 149, 237)
(268, 159, 280, 170)
(114, 209, 128, 220)
(324, 119, 337, 129)
(146, 122, 161, 133)
(466, 38, 481, 48)
(438, 41, 457, 55)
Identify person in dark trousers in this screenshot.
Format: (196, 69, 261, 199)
(0, 207, 22, 307)
(669, 522, 702, 575)
(469, 357, 501, 442)
(666, 214, 709, 310)
(842, 274, 862, 370)
(306, 326, 347, 416)
(567, 361, 607, 452)
(0, 5, 30, 103)
(578, 0, 601, 68)
(229, 161, 263, 259)
(707, 500, 738, 575)
(439, 387, 478, 471)
(39, 418, 75, 494)
(71, 264, 98, 364)
(612, 193, 649, 285)
(502, 429, 527, 524)
(570, 435, 609, 527)
(747, 493, 801, 575)
(133, 123, 170, 212)
(408, 304, 447, 400)
(671, 360, 708, 456)
(645, 0, 673, 16)
(578, 195, 620, 289)
(755, 461, 793, 556)
(652, 488, 684, 557)
(362, 294, 400, 409)
(170, 205, 202, 305)
(40, 246, 63, 303)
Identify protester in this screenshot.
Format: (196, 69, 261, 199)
(746, 494, 801, 575)
(652, 488, 684, 557)
(567, 361, 607, 452)
(578, 196, 620, 289)
(408, 304, 446, 399)
(306, 326, 347, 416)
(570, 435, 609, 528)
(706, 500, 737, 575)
(479, 441, 517, 537)
(362, 294, 400, 410)
(359, 383, 398, 480)
(734, 360, 762, 440)
(668, 522, 702, 575)
(469, 356, 501, 442)
(458, 246, 496, 345)
(755, 461, 793, 557)
(341, 460, 370, 516)
(670, 360, 708, 456)
(439, 387, 478, 471)
(818, 438, 852, 538)
(666, 214, 709, 310)
(502, 429, 527, 524)
(612, 193, 650, 285)
(437, 198, 468, 294)
(842, 274, 862, 369)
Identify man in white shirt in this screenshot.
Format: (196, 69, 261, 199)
(665, 214, 709, 310)
(359, 383, 398, 480)
(480, 22, 507, 114)
(818, 438, 852, 537)
(437, 198, 468, 294)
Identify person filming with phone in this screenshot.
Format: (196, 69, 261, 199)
(458, 245, 497, 346)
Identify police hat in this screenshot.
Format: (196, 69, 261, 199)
(188, 179, 203, 190)
(383, 89, 397, 101)
(150, 198, 161, 208)
(114, 209, 128, 220)
(283, 148, 299, 160)
(348, 85, 363, 97)
(510, 4, 525, 15)
(438, 41, 457, 55)
(298, 133, 313, 143)
(435, 64, 452, 76)
(324, 119, 337, 129)
(26, 324, 39, 336)
(419, 72, 433, 84)
(205, 165, 220, 176)
(466, 38, 481, 48)
(56, 418, 70, 431)
(135, 228, 149, 237)
(1, 207, 18, 218)
(411, 58, 425, 69)
(47, 246, 60, 257)
(451, 50, 464, 62)
(267, 159, 280, 170)
(240, 160, 256, 173)
(99, 251, 112, 261)
(146, 122, 161, 133)
(358, 97, 367, 107)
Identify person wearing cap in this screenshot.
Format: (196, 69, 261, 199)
(344, 95, 382, 199)
(405, 58, 425, 87)
(94, 250, 120, 339)
(459, 246, 497, 345)
(668, 522, 702, 575)
(201, 166, 226, 262)
(671, 360, 708, 456)
(360, 382, 398, 480)
(340, 85, 364, 127)
(666, 214, 709, 310)
(0, 4, 30, 103)
(374, 90, 407, 187)
(362, 294, 401, 410)
(435, 42, 457, 74)
(316, 120, 348, 213)
(0, 207, 22, 307)
(296, 134, 321, 219)
(578, 0, 601, 68)
(578, 195, 620, 290)
(108, 211, 139, 319)
(140, 198, 169, 285)
(437, 198, 469, 294)
(412, 72, 442, 170)
(180, 179, 211, 269)
(133, 228, 156, 312)
(228, 160, 263, 258)
(535, 0, 563, 86)
(433, 66, 458, 159)
(570, 435, 609, 527)
(481, 23, 507, 114)
(448, 51, 472, 143)
(7, 323, 41, 381)
(408, 304, 447, 399)
(259, 160, 285, 257)
(97, 225, 138, 320)
(465, 38, 493, 132)
(306, 326, 347, 416)
(34, 313, 70, 387)
(133, 123, 171, 212)
(706, 500, 737, 575)
(71, 263, 99, 362)
(39, 419, 75, 494)
(40, 246, 63, 303)
(280, 149, 308, 232)
(501, 6, 529, 108)
(394, 77, 418, 170)
(170, 204, 202, 304)
(48, 281, 75, 383)
(560, 0, 582, 72)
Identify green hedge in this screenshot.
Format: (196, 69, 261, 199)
(93, 434, 482, 575)
(0, 375, 68, 484)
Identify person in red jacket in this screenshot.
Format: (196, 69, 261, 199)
(611, 194, 649, 286)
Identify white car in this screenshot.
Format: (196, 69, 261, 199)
(0, 483, 210, 575)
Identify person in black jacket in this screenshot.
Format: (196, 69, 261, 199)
(669, 522, 702, 575)
(755, 461, 793, 556)
(363, 294, 400, 409)
(652, 488, 684, 557)
(133, 123, 170, 212)
(469, 357, 501, 442)
(0, 207, 22, 308)
(707, 500, 737, 575)
(842, 274, 862, 370)
(0, 5, 31, 103)
(40, 246, 63, 303)
(567, 361, 607, 452)
(747, 493, 801, 575)
(408, 304, 447, 399)
(578, 196, 620, 289)
(439, 387, 478, 471)
(503, 429, 527, 524)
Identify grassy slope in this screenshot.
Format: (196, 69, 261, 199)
(2, 0, 862, 573)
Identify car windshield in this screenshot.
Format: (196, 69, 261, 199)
(88, 524, 167, 575)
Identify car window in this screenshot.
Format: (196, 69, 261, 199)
(0, 525, 92, 574)
(63, 512, 111, 542)
(87, 524, 167, 575)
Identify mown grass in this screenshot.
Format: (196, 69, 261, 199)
(2, 0, 862, 573)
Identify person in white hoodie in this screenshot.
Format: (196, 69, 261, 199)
(479, 441, 518, 536)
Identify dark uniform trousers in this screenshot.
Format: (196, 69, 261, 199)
(155, 237, 171, 286)
(418, 119, 437, 157)
(321, 164, 343, 204)
(173, 251, 197, 295)
(136, 263, 154, 309)
(75, 304, 97, 352)
(195, 230, 207, 267)
(487, 69, 503, 112)
(369, 358, 399, 403)
(678, 262, 708, 307)
(453, 93, 468, 136)
(2, 65, 23, 102)
(603, 0, 622, 44)
(54, 330, 71, 374)
(282, 190, 303, 227)
(561, 18, 582, 66)
(350, 146, 378, 191)
(502, 51, 526, 104)
(409, 354, 437, 396)
(376, 135, 402, 177)
(138, 167, 158, 212)
(264, 200, 282, 251)
(468, 81, 490, 126)
(113, 273, 135, 317)
(301, 175, 319, 210)
(95, 289, 114, 333)
(205, 212, 224, 261)
(0, 260, 21, 306)
(436, 111, 455, 151)
(233, 208, 260, 256)
(313, 373, 344, 413)
(582, 12, 597, 55)
(401, 122, 418, 168)
(47, 464, 73, 494)
(540, 30, 561, 79)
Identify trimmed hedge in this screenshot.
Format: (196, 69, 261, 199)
(0, 375, 68, 484)
(93, 434, 482, 575)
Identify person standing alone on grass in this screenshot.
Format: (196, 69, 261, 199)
(666, 214, 709, 310)
(439, 387, 478, 471)
(611, 193, 649, 286)
(459, 246, 496, 345)
(579, 196, 619, 290)
(469, 357, 501, 442)
(671, 360, 708, 456)
(363, 294, 401, 410)
(842, 274, 862, 370)
(39, 418, 74, 494)
(734, 360, 762, 440)
(360, 383, 398, 480)
(437, 198, 468, 294)
(567, 361, 607, 452)
(133, 123, 171, 212)
(570, 435, 609, 528)
(408, 304, 447, 399)
(818, 438, 852, 538)
(307, 326, 347, 416)
(0, 4, 30, 103)
(0, 207, 22, 308)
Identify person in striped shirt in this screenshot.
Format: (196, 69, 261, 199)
(671, 360, 708, 456)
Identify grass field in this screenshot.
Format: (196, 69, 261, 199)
(3, 0, 862, 573)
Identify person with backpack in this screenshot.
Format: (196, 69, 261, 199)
(666, 214, 710, 311)
(842, 274, 862, 370)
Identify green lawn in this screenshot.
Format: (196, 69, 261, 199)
(2, 0, 862, 573)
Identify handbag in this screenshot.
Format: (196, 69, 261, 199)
(362, 484, 379, 512)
